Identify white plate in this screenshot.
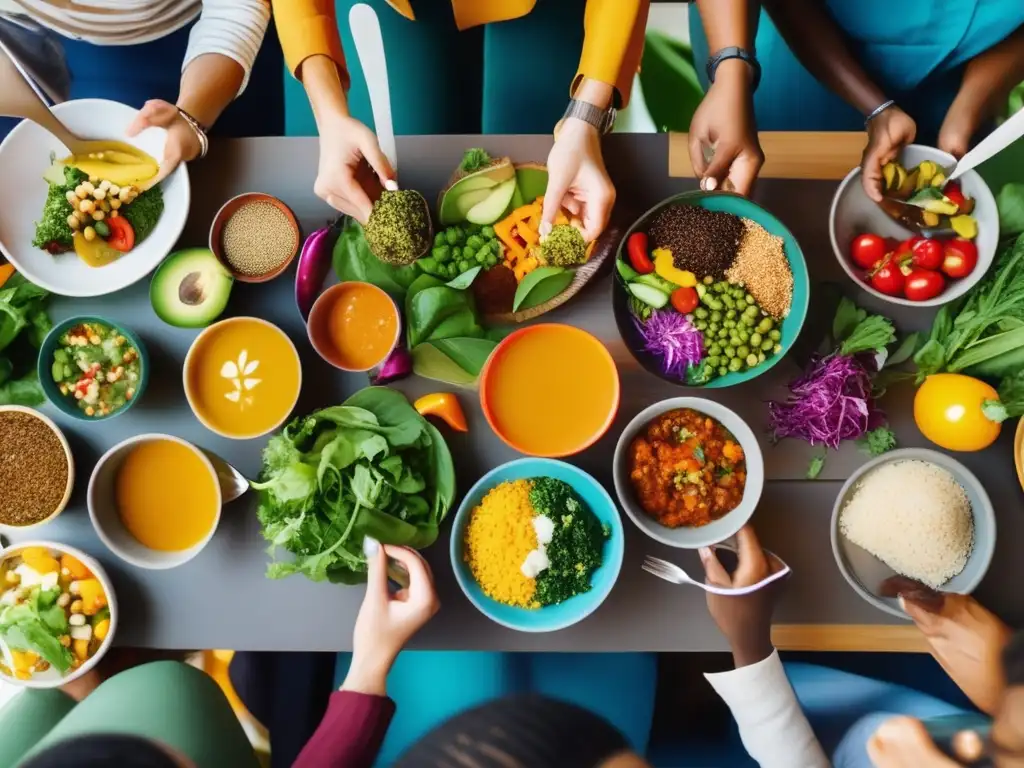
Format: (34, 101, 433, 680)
(0, 99, 190, 297)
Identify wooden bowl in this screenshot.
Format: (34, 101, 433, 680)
(209, 192, 300, 283)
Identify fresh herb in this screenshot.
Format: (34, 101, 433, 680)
(806, 453, 826, 480)
(528, 478, 606, 606)
(458, 148, 492, 174)
(32, 166, 88, 250)
(119, 184, 164, 245)
(0, 273, 51, 405)
(252, 388, 456, 584)
(633, 309, 704, 381)
(858, 426, 897, 457)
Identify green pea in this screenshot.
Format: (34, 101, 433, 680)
(729, 357, 743, 372)
(738, 331, 750, 343)
(773, 344, 782, 354)
(694, 307, 709, 319)
(458, 260, 471, 271)
(750, 332, 762, 346)
(724, 347, 736, 359)
(480, 225, 495, 239)
(726, 320, 738, 330)
(744, 304, 759, 318)
(769, 329, 781, 341)
(708, 343, 722, 356)
(718, 366, 728, 377)
(431, 245, 450, 261)
(722, 294, 735, 308)
(707, 321, 719, 333)
(447, 262, 460, 278)
(695, 320, 708, 331)
(707, 299, 723, 311)
(485, 255, 498, 267)
(757, 318, 774, 334)
(742, 316, 756, 327)
(745, 294, 756, 305)
(745, 354, 758, 367)
(466, 235, 485, 250)
(725, 309, 737, 320)
(758, 352, 767, 363)
(445, 229, 460, 246)
(717, 328, 728, 339)
(710, 310, 722, 323)
(736, 344, 750, 358)
(732, 289, 745, 301)
(706, 355, 720, 369)
(434, 232, 446, 247)
(450, 246, 462, 260)
(703, 275, 714, 285)
(759, 339, 772, 352)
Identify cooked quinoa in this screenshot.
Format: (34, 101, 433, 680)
(464, 479, 539, 608)
(725, 220, 793, 319)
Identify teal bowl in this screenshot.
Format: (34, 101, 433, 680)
(613, 191, 810, 388)
(38, 316, 149, 421)
(450, 457, 624, 633)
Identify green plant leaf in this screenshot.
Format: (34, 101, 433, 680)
(445, 266, 481, 290)
(997, 183, 1024, 236)
(407, 285, 475, 347)
(638, 31, 703, 133)
(410, 343, 479, 386)
(425, 337, 497, 377)
(885, 333, 920, 368)
(513, 266, 571, 312)
(333, 218, 419, 297)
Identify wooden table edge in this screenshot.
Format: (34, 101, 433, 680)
(772, 624, 928, 653)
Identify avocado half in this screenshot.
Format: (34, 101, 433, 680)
(150, 248, 233, 328)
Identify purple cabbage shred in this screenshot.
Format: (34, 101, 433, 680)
(767, 353, 886, 450)
(634, 310, 704, 381)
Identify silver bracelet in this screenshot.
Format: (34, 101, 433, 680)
(864, 99, 895, 127)
(175, 107, 209, 160)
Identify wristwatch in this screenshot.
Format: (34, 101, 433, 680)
(707, 46, 761, 91)
(562, 98, 617, 135)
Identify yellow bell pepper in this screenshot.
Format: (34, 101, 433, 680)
(414, 393, 468, 432)
(94, 618, 111, 642)
(21, 548, 60, 574)
(61, 553, 93, 580)
(652, 248, 697, 287)
(76, 579, 107, 616)
(0, 263, 15, 290)
(73, 639, 90, 661)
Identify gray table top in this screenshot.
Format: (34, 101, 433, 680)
(6, 134, 1022, 652)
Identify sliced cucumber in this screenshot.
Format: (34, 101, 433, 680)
(634, 272, 678, 293)
(628, 282, 670, 309)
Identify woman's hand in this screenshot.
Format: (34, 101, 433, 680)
(688, 61, 763, 196)
(541, 118, 615, 242)
(343, 539, 439, 696)
(126, 100, 202, 185)
(315, 115, 395, 224)
(867, 717, 962, 768)
(700, 525, 785, 667)
(861, 106, 917, 201)
(901, 591, 1011, 715)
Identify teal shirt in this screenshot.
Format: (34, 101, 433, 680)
(688, 0, 1024, 140)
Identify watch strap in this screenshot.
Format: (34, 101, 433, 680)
(563, 99, 616, 135)
(707, 46, 761, 91)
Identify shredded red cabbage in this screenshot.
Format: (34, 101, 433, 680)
(767, 353, 886, 449)
(634, 310, 704, 380)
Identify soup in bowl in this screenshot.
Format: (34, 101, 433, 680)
(184, 316, 301, 439)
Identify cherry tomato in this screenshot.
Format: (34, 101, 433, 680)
(904, 268, 946, 301)
(850, 233, 887, 270)
(943, 181, 967, 210)
(626, 232, 655, 274)
(941, 238, 979, 279)
(910, 238, 943, 270)
(870, 257, 906, 296)
(105, 216, 135, 253)
(670, 286, 699, 314)
(897, 235, 923, 253)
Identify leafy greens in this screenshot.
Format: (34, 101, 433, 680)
(0, 272, 51, 406)
(253, 387, 456, 584)
(0, 586, 73, 673)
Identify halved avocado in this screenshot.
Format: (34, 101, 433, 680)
(438, 157, 514, 225)
(465, 178, 517, 225)
(150, 248, 233, 328)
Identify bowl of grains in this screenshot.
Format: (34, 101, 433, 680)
(831, 448, 995, 619)
(613, 191, 809, 388)
(0, 406, 74, 530)
(210, 192, 300, 283)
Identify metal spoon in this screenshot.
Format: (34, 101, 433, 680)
(201, 450, 250, 503)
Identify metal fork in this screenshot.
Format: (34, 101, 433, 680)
(642, 551, 791, 596)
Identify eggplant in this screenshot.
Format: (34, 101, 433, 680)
(295, 219, 343, 321)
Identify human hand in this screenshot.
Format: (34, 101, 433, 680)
(126, 100, 202, 186)
(867, 717, 964, 768)
(688, 62, 763, 196)
(937, 95, 987, 160)
(541, 118, 615, 242)
(901, 591, 1011, 715)
(344, 539, 439, 695)
(700, 525, 785, 667)
(315, 115, 395, 224)
(861, 106, 917, 201)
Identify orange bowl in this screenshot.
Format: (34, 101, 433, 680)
(480, 324, 620, 458)
(307, 282, 401, 372)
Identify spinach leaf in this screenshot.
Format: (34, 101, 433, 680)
(424, 338, 497, 377)
(998, 183, 1024, 237)
(0, 273, 50, 406)
(513, 266, 572, 312)
(407, 285, 476, 347)
(333, 218, 419, 297)
(446, 266, 481, 290)
(410, 343, 479, 386)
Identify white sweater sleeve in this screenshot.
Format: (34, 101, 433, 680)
(182, 0, 271, 95)
(705, 650, 831, 768)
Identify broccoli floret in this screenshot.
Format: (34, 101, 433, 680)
(32, 166, 88, 251)
(540, 224, 587, 267)
(119, 184, 164, 244)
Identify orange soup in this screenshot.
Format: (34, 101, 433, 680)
(322, 282, 398, 370)
(115, 439, 219, 551)
(482, 324, 620, 456)
(185, 317, 301, 438)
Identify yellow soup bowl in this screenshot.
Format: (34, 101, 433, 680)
(184, 317, 302, 440)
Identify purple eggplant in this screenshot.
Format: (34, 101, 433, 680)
(295, 218, 343, 321)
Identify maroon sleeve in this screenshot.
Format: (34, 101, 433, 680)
(293, 690, 396, 768)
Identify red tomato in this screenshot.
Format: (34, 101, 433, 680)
(870, 258, 906, 296)
(910, 238, 943, 270)
(897, 235, 923, 253)
(670, 286, 699, 314)
(850, 233, 887, 269)
(943, 182, 967, 210)
(941, 239, 979, 279)
(105, 216, 135, 253)
(626, 232, 655, 274)
(904, 268, 946, 301)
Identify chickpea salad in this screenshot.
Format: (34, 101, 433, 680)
(51, 321, 141, 418)
(33, 162, 164, 265)
(0, 547, 111, 681)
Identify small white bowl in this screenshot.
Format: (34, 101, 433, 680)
(612, 397, 765, 549)
(829, 144, 998, 308)
(0, 406, 74, 531)
(87, 433, 222, 569)
(0, 99, 190, 297)
(0, 541, 117, 689)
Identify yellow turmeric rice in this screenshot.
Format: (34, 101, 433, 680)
(464, 479, 539, 608)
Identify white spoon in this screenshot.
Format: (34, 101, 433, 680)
(349, 3, 398, 176)
(947, 107, 1024, 182)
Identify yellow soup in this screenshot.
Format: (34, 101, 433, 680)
(186, 318, 301, 438)
(115, 439, 218, 551)
(64, 141, 159, 188)
(483, 325, 619, 456)
(327, 283, 399, 370)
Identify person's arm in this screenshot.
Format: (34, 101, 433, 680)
(271, 0, 349, 90)
(574, 0, 649, 109)
(293, 690, 396, 768)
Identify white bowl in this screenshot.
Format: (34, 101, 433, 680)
(88, 433, 222, 569)
(0, 541, 118, 689)
(612, 397, 765, 549)
(830, 448, 996, 619)
(829, 144, 998, 307)
(0, 99, 190, 297)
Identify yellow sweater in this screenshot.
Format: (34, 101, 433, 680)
(271, 0, 649, 107)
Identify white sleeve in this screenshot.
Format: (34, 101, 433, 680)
(182, 0, 271, 96)
(704, 650, 831, 768)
